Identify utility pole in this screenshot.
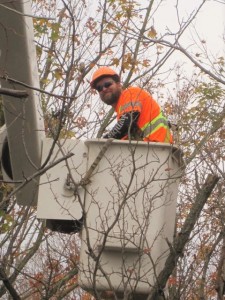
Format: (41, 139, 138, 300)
(0, 1, 45, 205)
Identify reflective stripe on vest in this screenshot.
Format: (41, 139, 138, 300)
(142, 111, 169, 138)
(118, 101, 142, 114)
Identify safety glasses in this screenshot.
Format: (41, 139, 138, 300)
(96, 81, 113, 92)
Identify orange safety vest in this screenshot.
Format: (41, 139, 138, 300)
(115, 87, 173, 143)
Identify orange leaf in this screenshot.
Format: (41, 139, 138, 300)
(148, 26, 157, 38)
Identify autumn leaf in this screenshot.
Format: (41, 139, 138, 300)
(111, 57, 120, 66)
(148, 26, 157, 38)
(54, 68, 63, 80)
(168, 276, 177, 286)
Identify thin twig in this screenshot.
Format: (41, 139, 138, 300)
(0, 4, 55, 20)
(0, 88, 29, 98)
(148, 174, 220, 300)
(0, 265, 21, 300)
(1, 153, 74, 206)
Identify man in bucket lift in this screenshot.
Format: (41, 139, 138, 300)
(91, 66, 173, 143)
(48, 67, 173, 234)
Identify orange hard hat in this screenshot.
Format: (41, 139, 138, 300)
(90, 67, 120, 88)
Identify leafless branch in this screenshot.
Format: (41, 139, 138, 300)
(0, 4, 55, 20)
(0, 88, 29, 98)
(148, 173, 220, 299)
(0, 152, 74, 208)
(0, 265, 21, 299)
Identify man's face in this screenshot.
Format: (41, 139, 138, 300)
(95, 77, 122, 107)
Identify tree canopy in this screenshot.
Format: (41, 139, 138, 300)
(0, 0, 224, 299)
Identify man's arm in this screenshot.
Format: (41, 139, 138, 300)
(103, 111, 140, 139)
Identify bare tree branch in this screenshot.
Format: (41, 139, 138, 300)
(0, 3, 54, 20)
(148, 173, 220, 300)
(0, 88, 28, 98)
(0, 152, 74, 209)
(0, 265, 21, 300)
(144, 38, 225, 85)
(0, 75, 75, 101)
